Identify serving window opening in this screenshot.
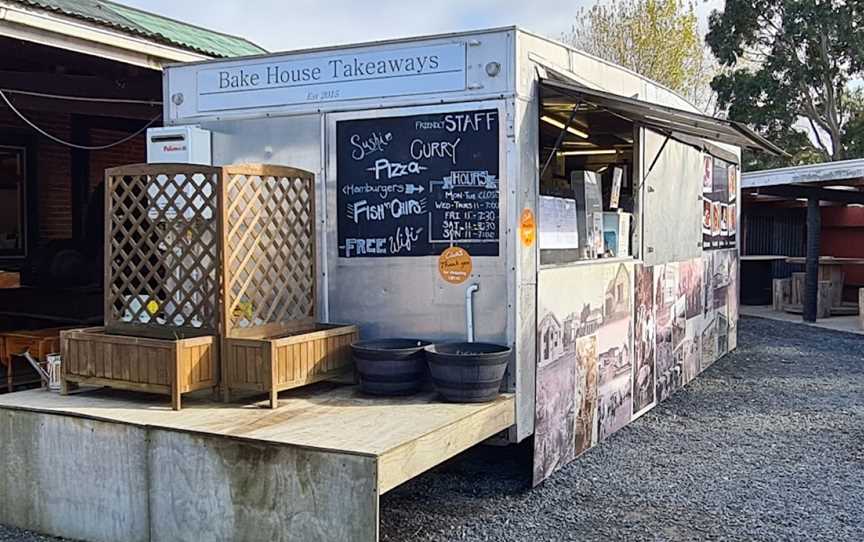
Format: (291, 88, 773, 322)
(537, 92, 637, 266)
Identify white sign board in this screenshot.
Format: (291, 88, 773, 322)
(196, 43, 466, 112)
(539, 196, 580, 250)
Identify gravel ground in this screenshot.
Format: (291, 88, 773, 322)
(2, 316, 862, 541)
(379, 316, 864, 541)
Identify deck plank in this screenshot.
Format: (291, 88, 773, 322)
(0, 386, 515, 459)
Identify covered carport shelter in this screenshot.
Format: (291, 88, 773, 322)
(742, 159, 864, 322)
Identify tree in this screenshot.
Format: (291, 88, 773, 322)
(564, 0, 716, 111)
(707, 0, 864, 165)
(842, 88, 864, 159)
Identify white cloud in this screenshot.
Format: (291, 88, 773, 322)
(122, 0, 726, 52)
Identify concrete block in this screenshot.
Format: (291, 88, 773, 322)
(147, 430, 378, 542)
(0, 410, 149, 542)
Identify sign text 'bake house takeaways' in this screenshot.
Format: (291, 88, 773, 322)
(196, 43, 467, 112)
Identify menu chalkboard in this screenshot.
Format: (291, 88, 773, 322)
(336, 109, 500, 258)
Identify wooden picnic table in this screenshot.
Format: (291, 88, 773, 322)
(784, 256, 864, 266)
(783, 257, 864, 316)
(741, 255, 787, 261)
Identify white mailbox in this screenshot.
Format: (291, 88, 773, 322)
(146, 126, 211, 165)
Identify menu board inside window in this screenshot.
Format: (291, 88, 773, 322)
(702, 155, 737, 250)
(336, 109, 500, 258)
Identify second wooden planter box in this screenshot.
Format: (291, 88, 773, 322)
(61, 327, 219, 410)
(223, 323, 359, 408)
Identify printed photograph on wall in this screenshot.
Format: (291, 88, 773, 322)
(711, 201, 722, 242)
(682, 319, 702, 384)
(726, 253, 739, 351)
(662, 263, 678, 305)
(727, 165, 737, 201)
(632, 265, 656, 417)
(597, 330, 632, 440)
(717, 309, 730, 357)
(703, 155, 713, 193)
(672, 296, 687, 349)
(654, 263, 679, 402)
(533, 315, 577, 484)
(703, 251, 715, 317)
(596, 264, 633, 441)
(679, 258, 704, 319)
(712, 250, 732, 310)
(658, 315, 685, 401)
(701, 314, 718, 372)
(534, 262, 633, 485)
(574, 334, 598, 456)
(727, 254, 738, 318)
(703, 157, 735, 251)
(729, 203, 737, 237)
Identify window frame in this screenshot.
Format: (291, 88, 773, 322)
(0, 131, 38, 264)
(0, 144, 28, 259)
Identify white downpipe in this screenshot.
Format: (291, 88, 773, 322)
(465, 283, 479, 342)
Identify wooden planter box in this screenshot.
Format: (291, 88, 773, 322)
(223, 323, 358, 408)
(61, 327, 218, 410)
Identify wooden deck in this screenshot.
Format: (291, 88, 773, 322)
(0, 384, 514, 542)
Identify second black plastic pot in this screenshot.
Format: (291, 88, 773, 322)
(425, 342, 511, 403)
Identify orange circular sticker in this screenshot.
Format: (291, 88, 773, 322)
(519, 208, 536, 247)
(438, 246, 472, 284)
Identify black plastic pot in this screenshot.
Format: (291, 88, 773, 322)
(425, 342, 512, 403)
(351, 339, 431, 396)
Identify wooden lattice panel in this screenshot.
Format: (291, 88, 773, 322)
(105, 164, 221, 337)
(222, 165, 316, 335)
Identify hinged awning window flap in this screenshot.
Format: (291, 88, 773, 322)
(667, 131, 740, 165)
(539, 70, 785, 156)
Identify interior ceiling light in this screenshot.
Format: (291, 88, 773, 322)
(541, 115, 589, 139)
(558, 149, 617, 156)
(825, 185, 857, 191)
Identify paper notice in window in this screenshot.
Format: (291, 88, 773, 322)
(539, 195, 580, 249)
(610, 167, 623, 209)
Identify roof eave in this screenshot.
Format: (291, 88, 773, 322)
(0, 1, 210, 69)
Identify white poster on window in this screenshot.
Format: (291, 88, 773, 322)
(539, 195, 580, 249)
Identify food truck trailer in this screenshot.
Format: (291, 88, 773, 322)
(0, 27, 779, 542)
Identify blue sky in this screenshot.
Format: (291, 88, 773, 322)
(122, 0, 725, 52)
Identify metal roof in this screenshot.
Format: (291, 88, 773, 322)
(742, 158, 864, 188)
(9, 0, 266, 58)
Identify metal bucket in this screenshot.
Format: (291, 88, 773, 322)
(351, 339, 430, 396)
(425, 342, 511, 403)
